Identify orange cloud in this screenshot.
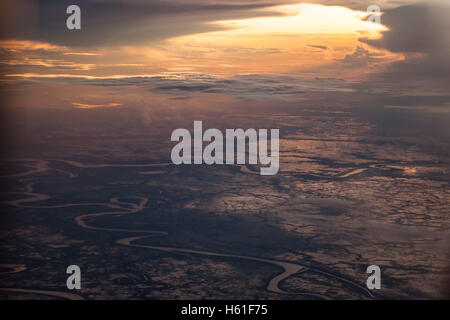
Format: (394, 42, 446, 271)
(0, 40, 67, 52)
(72, 102, 122, 109)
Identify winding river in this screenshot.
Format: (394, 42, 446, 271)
(0, 158, 376, 299)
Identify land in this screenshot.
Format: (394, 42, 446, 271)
(0, 103, 449, 299)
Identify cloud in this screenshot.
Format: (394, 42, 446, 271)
(336, 45, 386, 68)
(0, 40, 67, 53)
(2, 1, 448, 106)
(4, 72, 355, 101)
(361, 3, 450, 54)
(306, 44, 329, 50)
(302, 0, 417, 10)
(1, 58, 94, 71)
(72, 102, 122, 109)
(0, 0, 290, 47)
(361, 2, 450, 85)
(0, 0, 420, 48)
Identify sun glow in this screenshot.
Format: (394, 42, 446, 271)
(1, 3, 393, 78)
(210, 3, 387, 36)
(161, 4, 391, 75)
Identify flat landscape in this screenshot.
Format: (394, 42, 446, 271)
(1, 105, 448, 299)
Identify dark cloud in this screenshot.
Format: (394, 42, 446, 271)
(306, 44, 329, 50)
(360, 2, 450, 90)
(362, 3, 450, 54)
(149, 74, 354, 100)
(336, 45, 384, 67)
(0, 0, 294, 47)
(5, 72, 354, 101)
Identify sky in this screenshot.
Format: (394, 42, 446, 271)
(0, 0, 449, 111)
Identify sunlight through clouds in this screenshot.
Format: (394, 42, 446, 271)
(210, 4, 387, 36)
